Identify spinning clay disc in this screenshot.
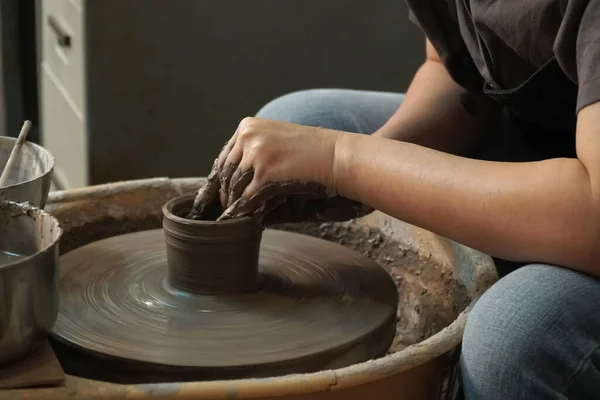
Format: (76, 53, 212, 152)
(53, 229, 398, 380)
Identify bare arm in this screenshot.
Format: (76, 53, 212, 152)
(333, 102, 600, 277)
(374, 40, 500, 154)
(207, 40, 600, 277)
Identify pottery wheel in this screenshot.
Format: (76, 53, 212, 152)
(53, 229, 398, 379)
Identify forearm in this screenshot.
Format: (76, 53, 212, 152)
(375, 43, 500, 154)
(333, 133, 600, 276)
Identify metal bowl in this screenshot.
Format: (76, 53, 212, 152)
(0, 137, 54, 208)
(0, 201, 62, 364)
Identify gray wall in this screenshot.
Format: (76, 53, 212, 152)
(84, 0, 424, 182)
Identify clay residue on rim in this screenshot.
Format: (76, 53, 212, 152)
(58, 215, 468, 355)
(0, 200, 64, 263)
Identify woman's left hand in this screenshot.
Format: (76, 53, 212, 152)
(193, 117, 341, 220)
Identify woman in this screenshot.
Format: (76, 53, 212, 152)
(195, 1, 600, 398)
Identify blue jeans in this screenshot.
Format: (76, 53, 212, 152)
(256, 89, 600, 399)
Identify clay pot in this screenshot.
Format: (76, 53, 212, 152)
(162, 194, 264, 295)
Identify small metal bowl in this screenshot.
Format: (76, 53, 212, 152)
(0, 137, 54, 208)
(0, 200, 62, 364)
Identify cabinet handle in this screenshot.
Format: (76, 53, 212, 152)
(47, 15, 71, 48)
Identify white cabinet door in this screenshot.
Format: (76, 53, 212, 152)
(40, 0, 85, 114)
(40, 63, 88, 189)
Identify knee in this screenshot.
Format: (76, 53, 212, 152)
(255, 89, 323, 123)
(460, 264, 593, 399)
(255, 89, 362, 131)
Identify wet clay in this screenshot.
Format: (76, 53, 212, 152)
(53, 212, 398, 382)
(163, 195, 262, 294)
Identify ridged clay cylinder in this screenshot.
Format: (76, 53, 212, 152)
(162, 194, 263, 295)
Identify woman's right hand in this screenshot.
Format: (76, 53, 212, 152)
(189, 118, 373, 224)
(190, 158, 373, 225)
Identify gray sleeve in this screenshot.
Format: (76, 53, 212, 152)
(404, 1, 483, 92)
(558, 0, 600, 112)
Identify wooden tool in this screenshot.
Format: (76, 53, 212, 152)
(0, 121, 32, 188)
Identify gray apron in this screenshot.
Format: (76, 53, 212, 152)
(406, 1, 579, 276)
(406, 0, 578, 159)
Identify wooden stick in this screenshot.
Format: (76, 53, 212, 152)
(0, 120, 32, 188)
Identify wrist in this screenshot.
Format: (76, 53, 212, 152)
(310, 126, 343, 192)
(330, 131, 356, 199)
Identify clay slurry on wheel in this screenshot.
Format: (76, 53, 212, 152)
(53, 229, 398, 380)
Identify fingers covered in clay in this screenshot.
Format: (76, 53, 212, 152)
(227, 169, 255, 208)
(190, 137, 238, 220)
(219, 162, 239, 207)
(218, 133, 244, 207)
(189, 158, 221, 219)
